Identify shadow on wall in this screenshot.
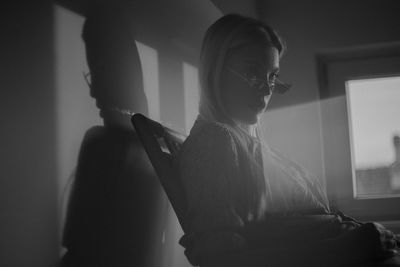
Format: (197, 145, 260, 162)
(55, 2, 219, 266)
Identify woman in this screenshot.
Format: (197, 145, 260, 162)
(175, 14, 399, 267)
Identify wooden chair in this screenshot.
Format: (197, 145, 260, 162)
(131, 113, 189, 233)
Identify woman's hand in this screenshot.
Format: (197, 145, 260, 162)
(336, 222, 399, 261)
(372, 222, 399, 254)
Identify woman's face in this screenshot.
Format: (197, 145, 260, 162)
(220, 44, 280, 125)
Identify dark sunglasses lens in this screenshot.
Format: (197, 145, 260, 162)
(274, 82, 292, 94)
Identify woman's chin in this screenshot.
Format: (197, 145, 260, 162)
(249, 116, 260, 125)
(230, 110, 261, 126)
(240, 113, 260, 125)
(246, 109, 263, 124)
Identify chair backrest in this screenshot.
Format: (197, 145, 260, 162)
(131, 113, 189, 233)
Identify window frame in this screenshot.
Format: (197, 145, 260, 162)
(316, 42, 400, 222)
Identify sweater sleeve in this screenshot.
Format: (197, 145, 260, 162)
(178, 123, 247, 262)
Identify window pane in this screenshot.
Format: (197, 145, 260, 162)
(346, 76, 400, 199)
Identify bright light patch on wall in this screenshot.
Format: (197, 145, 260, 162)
(346, 76, 400, 198)
(54, 4, 102, 248)
(183, 62, 200, 134)
(135, 41, 160, 121)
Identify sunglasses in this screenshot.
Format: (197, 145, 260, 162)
(226, 67, 292, 95)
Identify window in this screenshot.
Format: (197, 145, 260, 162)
(317, 42, 400, 221)
(346, 77, 400, 199)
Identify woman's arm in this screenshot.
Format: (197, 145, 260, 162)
(200, 219, 399, 267)
(237, 213, 399, 264)
(178, 123, 248, 263)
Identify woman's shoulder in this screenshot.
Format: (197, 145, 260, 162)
(183, 117, 237, 151)
(175, 117, 240, 195)
(176, 117, 239, 166)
